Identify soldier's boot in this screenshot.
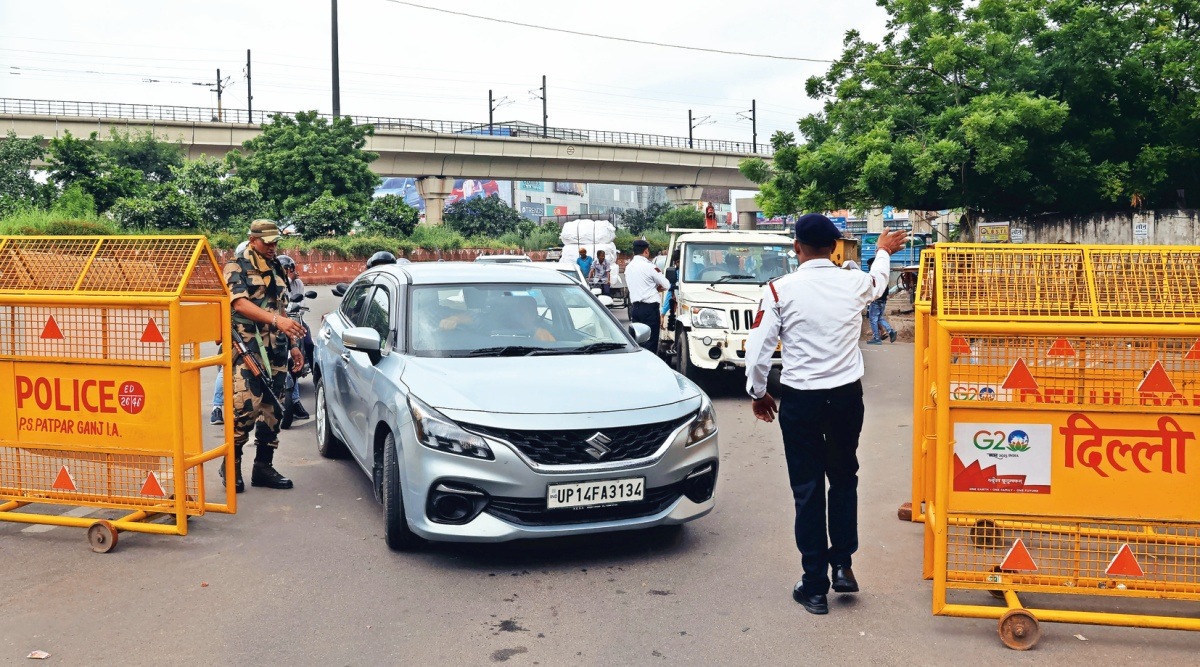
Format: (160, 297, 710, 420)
(251, 441, 293, 489)
(218, 446, 245, 493)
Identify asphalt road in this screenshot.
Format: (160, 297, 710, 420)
(2, 288, 1197, 665)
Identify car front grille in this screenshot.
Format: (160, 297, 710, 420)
(485, 481, 684, 526)
(462, 416, 692, 466)
(728, 308, 756, 332)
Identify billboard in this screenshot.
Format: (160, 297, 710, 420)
(554, 182, 585, 196)
(518, 201, 543, 220)
(374, 178, 512, 212)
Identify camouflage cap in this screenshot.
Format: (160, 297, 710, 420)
(248, 219, 281, 243)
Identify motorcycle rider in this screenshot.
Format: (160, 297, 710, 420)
(277, 255, 312, 421)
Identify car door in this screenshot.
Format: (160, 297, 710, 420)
(343, 280, 397, 461)
(324, 279, 372, 459)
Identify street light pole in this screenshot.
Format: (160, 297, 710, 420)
(751, 99, 757, 153)
(331, 0, 341, 117)
(489, 89, 494, 136)
(688, 109, 693, 149)
(541, 75, 547, 138)
(246, 49, 253, 122)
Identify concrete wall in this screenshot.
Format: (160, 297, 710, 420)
(989, 210, 1200, 245)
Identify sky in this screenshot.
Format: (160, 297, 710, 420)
(0, 0, 890, 144)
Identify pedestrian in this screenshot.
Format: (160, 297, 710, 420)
(744, 213, 908, 615)
(625, 239, 669, 354)
(576, 247, 594, 282)
(210, 239, 249, 426)
(589, 249, 612, 296)
(220, 219, 305, 492)
(865, 262, 897, 345)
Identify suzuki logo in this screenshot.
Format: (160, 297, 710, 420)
(583, 432, 613, 460)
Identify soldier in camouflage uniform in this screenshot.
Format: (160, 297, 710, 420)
(220, 219, 305, 492)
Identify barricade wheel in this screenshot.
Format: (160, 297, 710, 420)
(87, 520, 119, 553)
(970, 519, 1001, 548)
(998, 609, 1040, 650)
(897, 502, 913, 522)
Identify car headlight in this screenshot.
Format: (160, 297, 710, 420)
(690, 307, 727, 329)
(686, 396, 717, 446)
(408, 395, 494, 460)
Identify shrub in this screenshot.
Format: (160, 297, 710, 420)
(343, 235, 400, 258)
(408, 224, 466, 250)
(44, 219, 117, 236)
(206, 230, 242, 250)
(364, 195, 419, 238)
(292, 192, 353, 240)
(308, 237, 348, 257)
(50, 184, 97, 219)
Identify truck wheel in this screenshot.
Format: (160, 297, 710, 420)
(675, 332, 699, 380)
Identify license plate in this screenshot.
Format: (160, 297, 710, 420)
(547, 477, 645, 509)
(740, 340, 782, 351)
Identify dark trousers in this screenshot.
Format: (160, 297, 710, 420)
(629, 302, 660, 354)
(778, 380, 864, 595)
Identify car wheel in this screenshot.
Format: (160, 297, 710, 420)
(675, 331, 700, 380)
(315, 382, 347, 459)
(622, 289, 631, 310)
(382, 431, 419, 551)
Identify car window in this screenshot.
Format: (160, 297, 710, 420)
(341, 281, 372, 326)
(363, 286, 393, 353)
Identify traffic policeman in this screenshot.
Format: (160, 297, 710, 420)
(220, 219, 305, 492)
(744, 213, 907, 615)
(625, 239, 669, 354)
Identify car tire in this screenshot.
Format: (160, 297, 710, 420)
(315, 382, 347, 459)
(675, 331, 703, 381)
(382, 431, 419, 551)
(621, 289, 631, 310)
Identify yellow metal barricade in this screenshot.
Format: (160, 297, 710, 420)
(0, 236, 235, 552)
(918, 243, 1200, 648)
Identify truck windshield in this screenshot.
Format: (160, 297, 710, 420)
(681, 243, 797, 283)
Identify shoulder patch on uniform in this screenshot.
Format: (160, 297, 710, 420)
(768, 280, 780, 303)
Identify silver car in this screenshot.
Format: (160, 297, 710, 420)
(313, 263, 718, 550)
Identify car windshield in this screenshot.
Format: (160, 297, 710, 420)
(410, 283, 634, 357)
(681, 243, 797, 283)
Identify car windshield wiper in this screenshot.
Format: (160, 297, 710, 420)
(527, 342, 629, 356)
(712, 274, 756, 284)
(463, 345, 548, 357)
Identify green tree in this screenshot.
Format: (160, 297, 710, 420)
(443, 194, 523, 237)
(109, 185, 203, 230)
(0, 131, 51, 216)
(620, 201, 672, 234)
(50, 184, 96, 219)
(99, 128, 185, 182)
(45, 131, 145, 212)
(229, 111, 380, 218)
(363, 194, 420, 237)
(292, 192, 353, 240)
(653, 206, 705, 230)
(172, 156, 268, 231)
(741, 0, 1200, 217)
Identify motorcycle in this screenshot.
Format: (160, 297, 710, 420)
(279, 289, 318, 430)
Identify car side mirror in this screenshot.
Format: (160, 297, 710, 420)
(665, 267, 678, 287)
(628, 322, 651, 344)
(332, 283, 349, 297)
(343, 327, 382, 364)
(598, 295, 614, 308)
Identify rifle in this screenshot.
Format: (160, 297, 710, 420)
(228, 326, 286, 414)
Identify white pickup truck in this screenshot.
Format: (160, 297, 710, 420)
(658, 227, 859, 381)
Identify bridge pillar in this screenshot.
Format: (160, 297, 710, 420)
(416, 176, 457, 226)
(665, 186, 703, 209)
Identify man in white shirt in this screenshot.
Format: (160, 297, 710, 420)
(625, 239, 670, 354)
(744, 213, 907, 615)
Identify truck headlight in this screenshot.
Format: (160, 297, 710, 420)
(685, 396, 717, 446)
(690, 307, 727, 329)
(408, 395, 494, 460)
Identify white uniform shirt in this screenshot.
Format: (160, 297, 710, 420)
(625, 254, 670, 304)
(745, 250, 892, 398)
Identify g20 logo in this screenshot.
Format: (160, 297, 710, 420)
(973, 428, 1032, 452)
(952, 386, 998, 401)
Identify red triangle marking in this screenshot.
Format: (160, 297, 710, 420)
(1186, 340, 1200, 361)
(1002, 358, 1039, 391)
(140, 318, 165, 344)
(52, 465, 77, 492)
(140, 471, 167, 497)
(1138, 360, 1177, 394)
(1047, 337, 1076, 358)
(950, 336, 973, 355)
(40, 315, 64, 340)
(1105, 543, 1145, 577)
(999, 538, 1038, 572)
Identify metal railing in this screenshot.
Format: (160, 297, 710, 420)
(0, 98, 773, 156)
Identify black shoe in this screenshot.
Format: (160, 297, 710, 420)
(888, 329, 897, 343)
(218, 458, 244, 493)
(792, 583, 828, 615)
(832, 566, 859, 593)
(251, 463, 294, 489)
(210, 406, 224, 425)
(291, 403, 311, 420)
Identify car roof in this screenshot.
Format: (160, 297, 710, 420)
(367, 261, 576, 286)
(474, 254, 532, 260)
